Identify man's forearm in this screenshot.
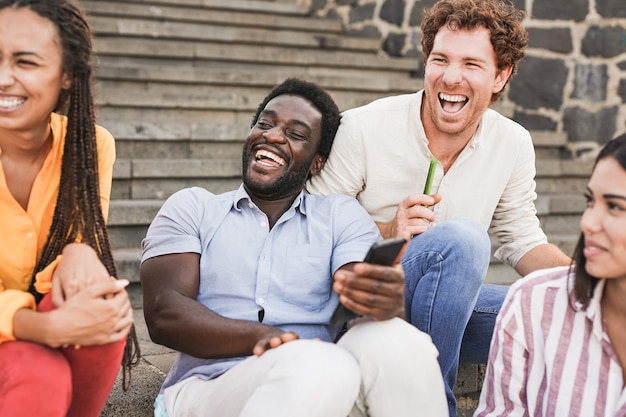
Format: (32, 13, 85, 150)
(515, 243, 572, 277)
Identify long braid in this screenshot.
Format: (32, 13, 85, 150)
(2, 0, 140, 389)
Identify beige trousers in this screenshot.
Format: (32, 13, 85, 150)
(163, 318, 447, 417)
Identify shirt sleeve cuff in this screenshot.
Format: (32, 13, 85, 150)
(33, 254, 63, 295)
(0, 290, 36, 343)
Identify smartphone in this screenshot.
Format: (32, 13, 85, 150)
(362, 236, 407, 265)
(423, 157, 438, 195)
(330, 237, 407, 324)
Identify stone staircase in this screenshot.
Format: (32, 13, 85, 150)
(81, 0, 589, 291)
(80, 0, 590, 415)
(82, 0, 421, 290)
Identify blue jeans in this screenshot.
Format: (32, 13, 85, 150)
(402, 218, 509, 417)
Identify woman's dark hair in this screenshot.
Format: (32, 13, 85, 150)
(570, 133, 626, 307)
(0, 0, 139, 388)
(420, 0, 528, 103)
(251, 78, 341, 158)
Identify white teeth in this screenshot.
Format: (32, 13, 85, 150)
(439, 93, 467, 102)
(255, 149, 285, 166)
(0, 97, 25, 109)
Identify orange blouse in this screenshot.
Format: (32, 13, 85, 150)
(0, 113, 115, 343)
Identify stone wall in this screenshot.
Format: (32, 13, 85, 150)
(311, 0, 626, 156)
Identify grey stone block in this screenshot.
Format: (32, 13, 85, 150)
(533, 0, 588, 21)
(349, 2, 375, 23)
(531, 131, 568, 147)
(108, 200, 164, 226)
(620, 79, 626, 103)
(84, 0, 337, 33)
(563, 106, 619, 145)
(514, 112, 558, 132)
(572, 63, 608, 103)
(380, 0, 406, 27)
(129, 178, 242, 200)
(132, 158, 241, 179)
(112, 159, 131, 179)
(548, 194, 586, 214)
(510, 56, 568, 111)
(485, 263, 520, 286)
(109, 224, 149, 250)
(582, 25, 626, 58)
(527, 27, 573, 53)
(536, 177, 588, 195)
(541, 213, 585, 234)
(596, 0, 626, 17)
(114, 248, 143, 283)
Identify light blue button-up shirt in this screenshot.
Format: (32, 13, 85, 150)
(142, 185, 381, 391)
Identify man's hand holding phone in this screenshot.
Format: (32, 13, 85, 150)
(331, 237, 407, 324)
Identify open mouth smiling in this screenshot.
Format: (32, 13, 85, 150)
(438, 92, 468, 113)
(255, 149, 286, 168)
(0, 96, 26, 110)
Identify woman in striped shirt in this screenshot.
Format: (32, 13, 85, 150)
(475, 133, 626, 417)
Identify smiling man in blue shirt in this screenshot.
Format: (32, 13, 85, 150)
(140, 78, 447, 417)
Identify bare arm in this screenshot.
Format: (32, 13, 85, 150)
(514, 243, 572, 277)
(51, 243, 113, 305)
(13, 279, 132, 348)
(140, 253, 296, 358)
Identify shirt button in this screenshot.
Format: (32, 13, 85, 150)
(26, 232, 33, 238)
(248, 202, 254, 208)
(258, 298, 265, 304)
(260, 221, 266, 227)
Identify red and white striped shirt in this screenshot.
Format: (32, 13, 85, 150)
(475, 266, 626, 417)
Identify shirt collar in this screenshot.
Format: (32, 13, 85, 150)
(583, 278, 607, 340)
(232, 183, 306, 215)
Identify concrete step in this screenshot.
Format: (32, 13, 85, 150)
(115, 247, 144, 285)
(540, 213, 584, 235)
(88, 0, 313, 17)
(112, 156, 591, 183)
(111, 176, 586, 202)
(109, 153, 589, 199)
(536, 157, 594, 178)
(95, 80, 420, 114)
(94, 64, 419, 94)
(92, 36, 417, 73)
(535, 194, 585, 215)
(88, 16, 377, 53)
(83, 0, 337, 33)
(112, 177, 242, 200)
(112, 158, 241, 200)
(102, 120, 571, 179)
(109, 199, 163, 226)
(535, 176, 588, 195)
(103, 120, 568, 145)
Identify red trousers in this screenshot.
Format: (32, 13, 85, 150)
(0, 294, 126, 417)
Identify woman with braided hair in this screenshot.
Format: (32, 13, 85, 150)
(0, 0, 139, 415)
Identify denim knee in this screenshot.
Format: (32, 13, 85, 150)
(436, 218, 490, 261)
(402, 218, 490, 278)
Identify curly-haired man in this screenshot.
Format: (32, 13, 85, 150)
(307, 1, 571, 415)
